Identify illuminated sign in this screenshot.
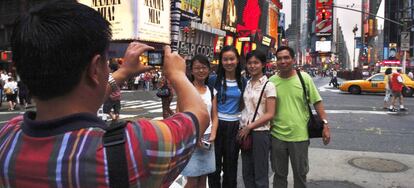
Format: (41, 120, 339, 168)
(221, 0, 237, 32)
(181, 0, 203, 18)
(315, 0, 333, 36)
(79, 0, 171, 44)
(202, 0, 224, 29)
(315, 40, 331, 52)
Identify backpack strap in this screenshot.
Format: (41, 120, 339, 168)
(103, 121, 130, 188)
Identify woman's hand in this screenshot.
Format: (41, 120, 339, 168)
(238, 125, 252, 141)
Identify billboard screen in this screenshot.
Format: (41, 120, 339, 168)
(78, 0, 135, 40)
(202, 0, 224, 29)
(79, 0, 171, 43)
(268, 7, 278, 47)
(315, 0, 332, 36)
(137, 0, 171, 43)
(221, 0, 237, 32)
(181, 0, 203, 17)
(235, 0, 268, 33)
(315, 41, 331, 52)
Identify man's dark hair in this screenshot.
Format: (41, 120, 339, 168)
(275, 46, 295, 58)
(11, 1, 111, 100)
(385, 68, 392, 75)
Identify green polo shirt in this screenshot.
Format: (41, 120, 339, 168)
(269, 72, 322, 142)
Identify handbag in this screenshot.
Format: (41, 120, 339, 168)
(296, 70, 324, 138)
(239, 81, 268, 151)
(156, 84, 170, 98)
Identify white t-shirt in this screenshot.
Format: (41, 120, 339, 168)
(200, 86, 217, 135)
(4, 81, 18, 94)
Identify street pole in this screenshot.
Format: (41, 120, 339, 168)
(402, 51, 407, 73)
(353, 32, 356, 70)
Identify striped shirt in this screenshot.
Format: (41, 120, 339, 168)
(0, 111, 199, 188)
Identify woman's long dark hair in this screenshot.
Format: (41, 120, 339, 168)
(215, 45, 244, 110)
(189, 54, 210, 85)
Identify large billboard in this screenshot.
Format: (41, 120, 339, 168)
(221, 0, 238, 32)
(202, 0, 224, 29)
(137, 0, 171, 44)
(235, 0, 268, 33)
(78, 0, 170, 43)
(181, 0, 203, 18)
(268, 7, 278, 48)
(315, 0, 333, 36)
(78, 0, 135, 40)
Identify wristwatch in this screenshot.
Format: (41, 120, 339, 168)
(322, 119, 328, 124)
(108, 74, 118, 92)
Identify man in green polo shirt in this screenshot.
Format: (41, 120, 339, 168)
(269, 46, 331, 188)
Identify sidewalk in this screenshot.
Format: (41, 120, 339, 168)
(273, 147, 414, 188)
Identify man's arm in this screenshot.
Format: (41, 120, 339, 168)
(314, 101, 331, 145)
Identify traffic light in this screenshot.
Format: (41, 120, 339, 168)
(321, 8, 326, 20)
(0, 51, 12, 62)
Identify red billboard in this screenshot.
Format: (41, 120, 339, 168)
(316, 0, 333, 36)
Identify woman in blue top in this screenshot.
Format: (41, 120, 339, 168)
(208, 45, 245, 188)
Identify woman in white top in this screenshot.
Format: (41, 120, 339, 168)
(179, 54, 218, 188)
(3, 77, 18, 110)
(239, 50, 276, 188)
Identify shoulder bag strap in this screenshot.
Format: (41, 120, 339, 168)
(103, 121, 130, 188)
(252, 81, 268, 122)
(296, 70, 315, 121)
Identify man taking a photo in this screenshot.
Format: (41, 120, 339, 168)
(0, 1, 209, 187)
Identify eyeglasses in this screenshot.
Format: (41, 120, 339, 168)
(193, 66, 209, 71)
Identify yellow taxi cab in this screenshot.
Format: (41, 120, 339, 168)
(338, 73, 414, 97)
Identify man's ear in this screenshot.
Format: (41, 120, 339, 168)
(86, 54, 103, 86)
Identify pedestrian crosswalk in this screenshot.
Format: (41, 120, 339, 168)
(98, 99, 177, 121)
(120, 100, 177, 113)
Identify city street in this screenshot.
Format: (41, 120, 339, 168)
(0, 76, 413, 188)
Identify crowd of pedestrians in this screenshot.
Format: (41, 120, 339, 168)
(0, 1, 332, 188)
(0, 70, 31, 111)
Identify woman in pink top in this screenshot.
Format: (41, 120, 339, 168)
(238, 50, 276, 188)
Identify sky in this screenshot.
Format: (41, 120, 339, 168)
(279, 0, 385, 68)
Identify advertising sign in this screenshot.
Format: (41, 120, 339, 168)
(400, 32, 410, 51)
(78, 0, 135, 40)
(178, 41, 214, 59)
(137, 0, 171, 44)
(79, 0, 170, 44)
(202, 0, 224, 29)
(235, 0, 267, 33)
(315, 0, 332, 36)
(222, 0, 237, 32)
(268, 8, 278, 43)
(315, 40, 331, 52)
(181, 0, 203, 18)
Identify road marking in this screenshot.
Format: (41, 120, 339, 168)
(318, 83, 341, 93)
(323, 110, 389, 115)
(149, 105, 177, 113)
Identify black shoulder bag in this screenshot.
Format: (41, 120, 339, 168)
(296, 70, 324, 138)
(103, 121, 130, 188)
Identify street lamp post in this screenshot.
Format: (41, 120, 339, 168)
(353, 25, 358, 70)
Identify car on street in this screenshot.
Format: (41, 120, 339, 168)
(338, 73, 414, 97)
